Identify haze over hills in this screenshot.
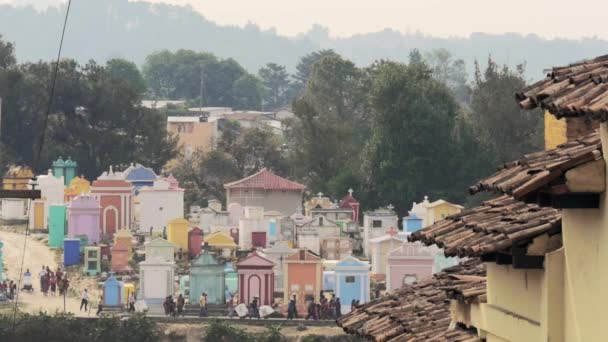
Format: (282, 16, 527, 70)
(1, 0, 607, 79)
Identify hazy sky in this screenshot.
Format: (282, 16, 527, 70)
(3, 0, 607, 39)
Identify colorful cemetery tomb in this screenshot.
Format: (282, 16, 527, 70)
(205, 231, 237, 258)
(410, 195, 464, 228)
(64, 176, 90, 202)
(67, 195, 101, 244)
(48, 204, 66, 248)
(237, 252, 275, 306)
(76, 235, 89, 253)
(103, 273, 123, 306)
(31, 168, 65, 230)
(402, 212, 423, 233)
(0, 241, 3, 281)
(123, 163, 157, 194)
(52, 156, 77, 186)
(224, 262, 238, 296)
(283, 249, 323, 313)
(114, 229, 133, 257)
(138, 256, 175, 303)
(63, 238, 80, 266)
(262, 242, 295, 293)
(297, 216, 342, 255)
(30, 200, 45, 230)
(224, 168, 305, 216)
(99, 244, 111, 260)
(339, 189, 360, 223)
(189, 251, 225, 305)
(386, 242, 434, 293)
(138, 178, 184, 233)
(369, 233, 405, 276)
(111, 243, 130, 272)
(238, 206, 269, 249)
(188, 227, 204, 258)
(90, 167, 134, 238)
(320, 237, 352, 260)
(85, 246, 101, 275)
(167, 218, 188, 252)
(335, 256, 370, 314)
(144, 238, 176, 262)
(363, 205, 398, 257)
(306, 192, 356, 224)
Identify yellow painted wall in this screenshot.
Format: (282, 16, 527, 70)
(486, 263, 542, 321)
(167, 218, 189, 251)
(545, 111, 567, 150)
(167, 121, 216, 154)
(556, 122, 608, 342)
(33, 202, 44, 229)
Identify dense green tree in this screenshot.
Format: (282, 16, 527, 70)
(286, 55, 369, 198)
(0, 38, 177, 178)
(0, 34, 15, 69)
(232, 73, 264, 110)
(258, 62, 291, 110)
(363, 61, 476, 212)
(470, 57, 543, 163)
(291, 49, 339, 95)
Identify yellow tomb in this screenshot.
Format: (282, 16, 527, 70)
(65, 176, 91, 202)
(3, 165, 34, 190)
(167, 218, 189, 252)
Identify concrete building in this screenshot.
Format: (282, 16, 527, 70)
(362, 205, 398, 257)
(386, 242, 434, 293)
(334, 256, 370, 314)
(90, 167, 134, 238)
(138, 178, 184, 233)
(167, 116, 219, 157)
(224, 168, 305, 216)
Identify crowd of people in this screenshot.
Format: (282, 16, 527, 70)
(302, 292, 342, 320)
(38, 266, 67, 296)
(163, 294, 186, 317)
(0, 279, 17, 300)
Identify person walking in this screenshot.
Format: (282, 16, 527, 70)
(335, 297, 342, 318)
(38, 266, 46, 291)
(128, 292, 136, 312)
(250, 297, 260, 319)
(305, 299, 316, 320)
(96, 295, 104, 316)
(287, 295, 297, 320)
(177, 294, 185, 316)
(199, 292, 208, 317)
(49, 274, 57, 296)
(80, 289, 89, 311)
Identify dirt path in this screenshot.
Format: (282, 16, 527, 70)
(0, 229, 93, 316)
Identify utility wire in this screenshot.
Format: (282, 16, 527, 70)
(11, 0, 73, 333)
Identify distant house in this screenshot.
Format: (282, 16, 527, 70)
(224, 168, 305, 216)
(362, 205, 398, 257)
(166, 116, 219, 157)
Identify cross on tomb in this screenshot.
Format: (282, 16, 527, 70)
(387, 204, 394, 211)
(317, 192, 324, 198)
(348, 188, 354, 196)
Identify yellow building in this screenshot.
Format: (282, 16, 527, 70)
(2, 165, 34, 190)
(166, 116, 218, 157)
(205, 231, 237, 258)
(167, 218, 189, 251)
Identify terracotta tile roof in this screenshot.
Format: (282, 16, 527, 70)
(224, 168, 305, 191)
(517, 54, 608, 120)
(408, 196, 561, 258)
(469, 130, 601, 199)
(337, 258, 485, 342)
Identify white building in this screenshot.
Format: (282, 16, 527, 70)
(238, 206, 270, 249)
(261, 242, 296, 292)
(138, 178, 184, 233)
(29, 170, 64, 229)
(199, 200, 230, 234)
(138, 256, 175, 314)
(363, 205, 399, 257)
